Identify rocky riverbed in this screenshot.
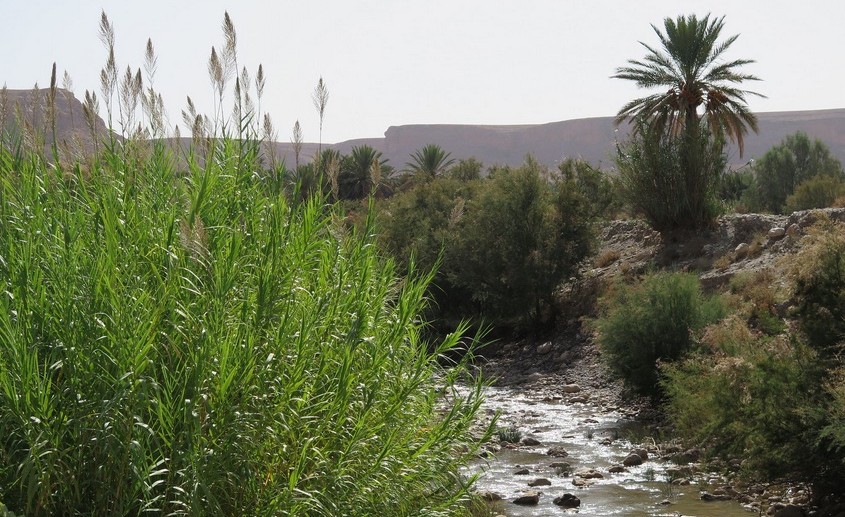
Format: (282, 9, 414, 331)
(467, 371, 816, 516)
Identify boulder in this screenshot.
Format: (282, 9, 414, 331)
(768, 227, 786, 240)
(521, 436, 542, 446)
(537, 341, 553, 355)
(553, 493, 581, 508)
(513, 468, 530, 475)
(479, 491, 502, 501)
(573, 468, 604, 479)
(700, 491, 732, 502)
(623, 453, 643, 466)
(561, 383, 581, 393)
(735, 242, 750, 255)
(512, 491, 540, 505)
(608, 465, 626, 473)
(572, 477, 591, 487)
(632, 447, 649, 460)
(528, 478, 552, 487)
(546, 446, 569, 458)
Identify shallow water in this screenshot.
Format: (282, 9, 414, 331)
(468, 386, 752, 516)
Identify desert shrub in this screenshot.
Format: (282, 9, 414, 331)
(448, 157, 484, 181)
(752, 131, 844, 214)
(615, 124, 725, 232)
(380, 159, 595, 328)
(719, 169, 755, 205)
(377, 177, 481, 327)
(445, 159, 595, 326)
(558, 157, 620, 219)
(784, 174, 845, 213)
(662, 318, 827, 478)
(0, 137, 494, 516)
(791, 221, 845, 356)
(596, 272, 725, 396)
(728, 269, 787, 336)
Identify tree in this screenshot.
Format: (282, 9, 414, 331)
(615, 121, 726, 232)
(613, 14, 764, 156)
(406, 144, 455, 180)
(339, 145, 388, 200)
(752, 131, 844, 213)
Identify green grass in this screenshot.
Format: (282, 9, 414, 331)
(0, 134, 492, 516)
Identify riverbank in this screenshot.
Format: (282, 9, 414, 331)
(469, 210, 845, 516)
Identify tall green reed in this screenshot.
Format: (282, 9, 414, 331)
(0, 11, 491, 516)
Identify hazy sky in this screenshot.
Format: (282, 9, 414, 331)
(2, 1, 842, 143)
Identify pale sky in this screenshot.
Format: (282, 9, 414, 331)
(2, 1, 842, 143)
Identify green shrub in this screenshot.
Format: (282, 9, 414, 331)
(662, 318, 827, 478)
(558, 157, 620, 219)
(792, 221, 845, 356)
(784, 174, 845, 213)
(380, 158, 595, 328)
(445, 158, 595, 326)
(752, 131, 844, 214)
(496, 425, 522, 444)
(614, 124, 725, 232)
(596, 272, 725, 396)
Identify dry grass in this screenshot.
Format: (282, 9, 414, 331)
(595, 248, 622, 268)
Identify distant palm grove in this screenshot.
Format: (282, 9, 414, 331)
(3, 10, 845, 517)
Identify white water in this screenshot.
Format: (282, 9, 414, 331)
(468, 386, 753, 516)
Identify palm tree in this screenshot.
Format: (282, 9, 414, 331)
(406, 144, 455, 180)
(339, 145, 388, 199)
(612, 14, 764, 156)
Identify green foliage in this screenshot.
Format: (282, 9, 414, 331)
(446, 159, 595, 325)
(448, 157, 484, 181)
(0, 129, 490, 517)
(379, 158, 595, 328)
(596, 272, 725, 396)
(496, 425, 522, 444)
(752, 131, 844, 213)
(784, 174, 845, 213)
(338, 144, 390, 200)
(792, 222, 845, 355)
(406, 144, 455, 181)
(558, 158, 619, 219)
(662, 318, 827, 478)
(615, 124, 726, 232)
(612, 13, 762, 156)
(718, 169, 755, 207)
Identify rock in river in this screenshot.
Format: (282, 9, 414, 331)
(553, 493, 582, 508)
(513, 491, 540, 505)
(547, 446, 569, 458)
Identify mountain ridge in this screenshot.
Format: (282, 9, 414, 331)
(3, 88, 843, 170)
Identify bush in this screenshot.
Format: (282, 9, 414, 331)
(791, 221, 845, 356)
(445, 158, 595, 326)
(558, 158, 620, 219)
(596, 272, 725, 396)
(615, 125, 725, 232)
(752, 131, 844, 214)
(662, 318, 827, 479)
(0, 137, 491, 516)
(784, 174, 845, 213)
(380, 158, 595, 328)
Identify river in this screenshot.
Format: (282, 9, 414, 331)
(468, 385, 753, 516)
